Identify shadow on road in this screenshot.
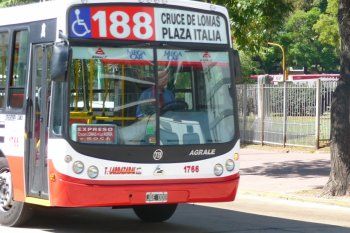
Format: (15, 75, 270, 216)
(17, 204, 348, 233)
(241, 159, 330, 178)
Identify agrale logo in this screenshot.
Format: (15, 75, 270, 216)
(153, 149, 163, 161)
(189, 149, 216, 156)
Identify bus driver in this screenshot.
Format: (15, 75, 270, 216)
(136, 68, 175, 117)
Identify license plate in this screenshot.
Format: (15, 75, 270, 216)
(146, 192, 168, 203)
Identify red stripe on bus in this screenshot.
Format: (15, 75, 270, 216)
(101, 59, 153, 66)
(157, 61, 229, 68)
(6, 156, 25, 202)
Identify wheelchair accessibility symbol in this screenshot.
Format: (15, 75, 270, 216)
(71, 9, 91, 37)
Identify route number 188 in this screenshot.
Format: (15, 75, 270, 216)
(92, 10, 154, 40)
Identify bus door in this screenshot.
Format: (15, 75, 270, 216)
(26, 44, 52, 199)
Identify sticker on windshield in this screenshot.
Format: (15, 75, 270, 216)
(72, 47, 154, 61)
(73, 124, 115, 144)
(157, 50, 229, 66)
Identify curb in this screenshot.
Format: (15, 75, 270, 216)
(241, 145, 330, 155)
(239, 190, 350, 208)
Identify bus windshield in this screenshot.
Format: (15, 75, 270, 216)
(69, 46, 235, 146)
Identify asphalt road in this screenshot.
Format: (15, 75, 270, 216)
(1, 195, 350, 233)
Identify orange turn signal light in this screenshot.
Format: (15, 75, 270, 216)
(49, 174, 56, 182)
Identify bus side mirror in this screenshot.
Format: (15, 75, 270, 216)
(230, 49, 242, 83)
(51, 43, 69, 82)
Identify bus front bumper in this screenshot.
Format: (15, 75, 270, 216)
(49, 173, 240, 207)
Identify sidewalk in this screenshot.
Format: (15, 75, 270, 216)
(238, 146, 350, 207)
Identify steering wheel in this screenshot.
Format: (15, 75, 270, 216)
(161, 100, 189, 114)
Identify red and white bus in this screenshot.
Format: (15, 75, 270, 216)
(0, 0, 240, 226)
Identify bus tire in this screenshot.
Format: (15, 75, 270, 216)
(0, 157, 33, 227)
(133, 204, 177, 222)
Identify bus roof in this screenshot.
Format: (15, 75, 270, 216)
(0, 0, 229, 27)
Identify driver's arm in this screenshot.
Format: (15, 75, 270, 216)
(162, 89, 175, 105)
(136, 88, 154, 117)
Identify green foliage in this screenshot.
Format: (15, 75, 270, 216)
(0, 0, 39, 7)
(313, 0, 339, 48)
(213, 0, 293, 53)
(239, 52, 264, 78)
(281, 5, 339, 72)
(293, 0, 328, 12)
(283, 8, 323, 71)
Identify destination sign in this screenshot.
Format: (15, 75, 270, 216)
(68, 6, 228, 44)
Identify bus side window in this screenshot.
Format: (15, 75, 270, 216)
(0, 31, 9, 108)
(8, 30, 29, 109)
(52, 82, 64, 135)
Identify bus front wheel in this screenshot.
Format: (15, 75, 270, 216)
(0, 157, 32, 227)
(133, 204, 177, 222)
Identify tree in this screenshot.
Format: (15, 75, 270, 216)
(284, 8, 322, 71)
(281, 7, 339, 72)
(239, 51, 264, 79)
(322, 0, 350, 197)
(293, 0, 328, 12)
(212, 0, 293, 53)
(313, 0, 339, 48)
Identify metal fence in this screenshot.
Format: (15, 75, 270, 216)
(237, 80, 338, 148)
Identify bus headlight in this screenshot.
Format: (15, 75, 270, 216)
(214, 164, 224, 176)
(226, 159, 235, 172)
(87, 166, 99, 179)
(73, 161, 84, 174)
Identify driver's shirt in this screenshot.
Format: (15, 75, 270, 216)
(136, 88, 175, 117)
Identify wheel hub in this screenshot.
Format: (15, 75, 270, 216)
(0, 169, 13, 212)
